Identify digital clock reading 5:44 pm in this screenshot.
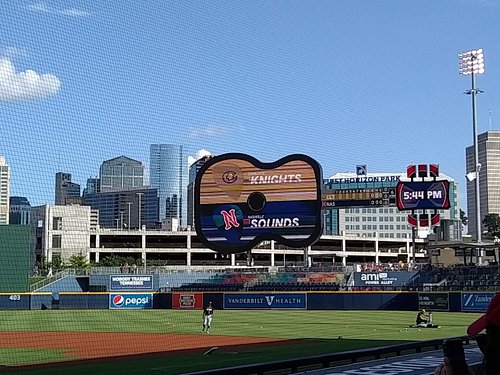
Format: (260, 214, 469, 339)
(402, 190, 443, 201)
(396, 180, 450, 211)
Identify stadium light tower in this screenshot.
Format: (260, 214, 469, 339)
(459, 48, 485, 245)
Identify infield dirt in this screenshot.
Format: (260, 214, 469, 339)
(0, 331, 287, 363)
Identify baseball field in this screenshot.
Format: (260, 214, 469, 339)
(0, 310, 480, 374)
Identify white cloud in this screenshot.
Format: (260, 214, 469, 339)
(188, 149, 213, 166)
(60, 8, 90, 17)
(0, 59, 61, 102)
(188, 126, 230, 138)
(27, 2, 50, 13)
(27, 2, 90, 17)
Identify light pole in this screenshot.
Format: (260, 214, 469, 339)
(120, 211, 124, 231)
(459, 48, 485, 248)
(137, 192, 143, 230)
(127, 202, 133, 230)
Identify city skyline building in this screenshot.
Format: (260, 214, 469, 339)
(466, 131, 500, 240)
(149, 144, 187, 227)
(55, 172, 81, 206)
(83, 187, 159, 229)
(31, 204, 94, 265)
(0, 157, 10, 225)
(99, 156, 144, 192)
(83, 177, 100, 196)
(9, 196, 31, 225)
(187, 155, 213, 229)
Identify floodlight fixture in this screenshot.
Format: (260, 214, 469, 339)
(458, 49, 485, 75)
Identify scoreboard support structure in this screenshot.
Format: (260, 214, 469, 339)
(399, 164, 450, 263)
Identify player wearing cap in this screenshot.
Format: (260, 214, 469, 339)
(202, 302, 214, 333)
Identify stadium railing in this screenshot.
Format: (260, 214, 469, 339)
(29, 268, 89, 292)
(183, 335, 476, 375)
(89, 266, 277, 275)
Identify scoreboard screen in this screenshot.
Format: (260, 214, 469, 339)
(321, 187, 396, 208)
(396, 180, 450, 210)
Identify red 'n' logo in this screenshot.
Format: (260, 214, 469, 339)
(221, 209, 240, 230)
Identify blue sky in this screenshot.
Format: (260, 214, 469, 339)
(1, 1, 500, 211)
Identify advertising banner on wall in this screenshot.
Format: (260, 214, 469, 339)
(224, 293, 306, 309)
(109, 293, 153, 309)
(418, 292, 449, 311)
(172, 293, 203, 309)
(110, 275, 153, 291)
(352, 272, 418, 287)
(461, 292, 494, 312)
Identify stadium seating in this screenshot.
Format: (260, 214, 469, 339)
(413, 264, 500, 291)
(172, 271, 346, 292)
(36, 264, 500, 294)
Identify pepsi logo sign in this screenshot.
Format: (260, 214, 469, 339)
(112, 295, 125, 307)
(109, 293, 153, 309)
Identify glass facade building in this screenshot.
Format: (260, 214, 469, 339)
(149, 144, 187, 226)
(187, 155, 213, 229)
(466, 131, 500, 240)
(9, 196, 31, 225)
(0, 157, 10, 225)
(83, 177, 100, 195)
(83, 187, 158, 229)
(54, 172, 81, 205)
(99, 156, 144, 192)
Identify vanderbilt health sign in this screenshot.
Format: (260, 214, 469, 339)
(224, 293, 306, 309)
(352, 272, 418, 287)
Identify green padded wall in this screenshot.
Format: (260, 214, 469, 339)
(0, 225, 30, 292)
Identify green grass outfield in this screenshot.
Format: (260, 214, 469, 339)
(0, 310, 481, 374)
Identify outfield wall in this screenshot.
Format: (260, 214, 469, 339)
(0, 226, 30, 293)
(3, 291, 493, 312)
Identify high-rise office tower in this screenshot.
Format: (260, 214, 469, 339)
(149, 144, 187, 226)
(466, 131, 500, 239)
(9, 196, 31, 225)
(99, 156, 144, 192)
(83, 187, 158, 229)
(83, 177, 100, 196)
(187, 155, 213, 229)
(55, 172, 81, 205)
(0, 157, 10, 225)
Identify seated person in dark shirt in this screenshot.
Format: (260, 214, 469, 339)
(410, 309, 438, 328)
(416, 309, 429, 325)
